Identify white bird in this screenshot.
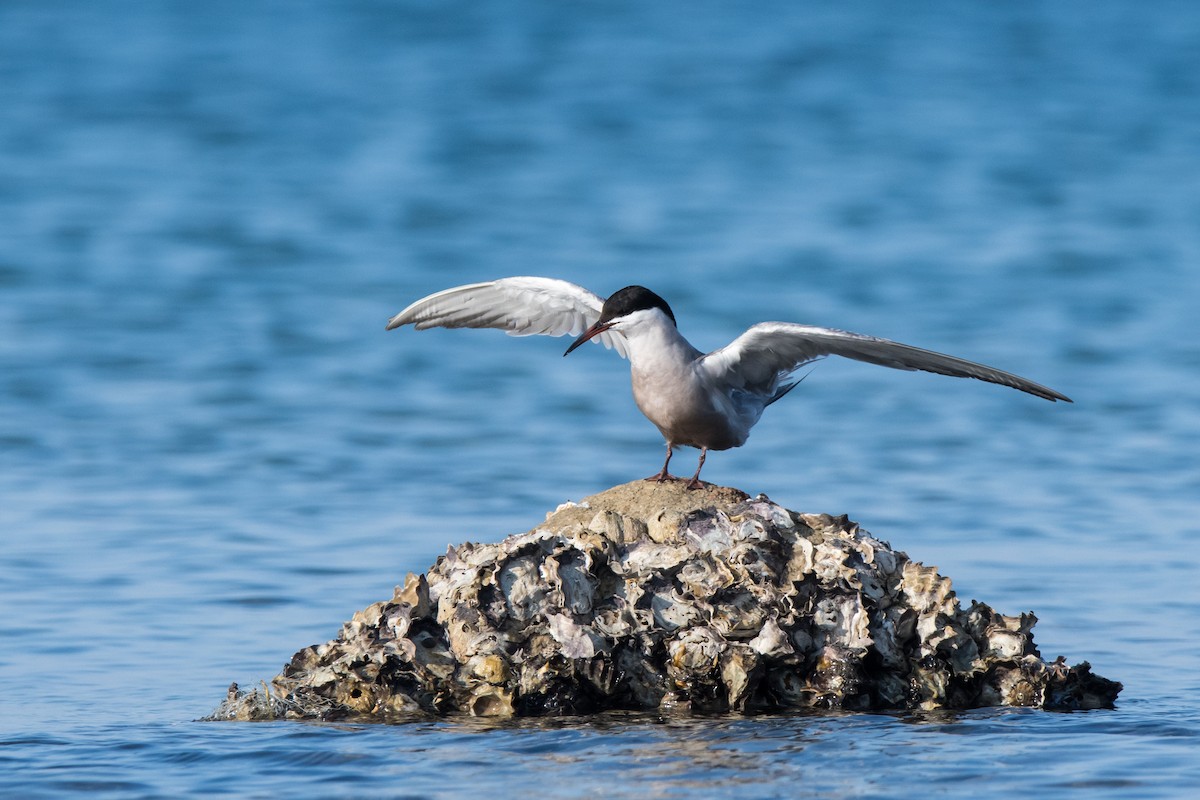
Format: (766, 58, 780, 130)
(387, 277, 1070, 489)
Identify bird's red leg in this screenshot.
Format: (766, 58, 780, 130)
(685, 447, 708, 490)
(644, 442, 678, 482)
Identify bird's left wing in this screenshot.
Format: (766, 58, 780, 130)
(386, 277, 628, 357)
(701, 322, 1071, 402)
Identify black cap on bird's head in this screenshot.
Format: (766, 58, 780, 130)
(598, 286, 676, 326)
(564, 285, 676, 355)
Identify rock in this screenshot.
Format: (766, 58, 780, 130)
(205, 480, 1121, 721)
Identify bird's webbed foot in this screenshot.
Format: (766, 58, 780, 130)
(645, 442, 679, 483)
(683, 447, 709, 490)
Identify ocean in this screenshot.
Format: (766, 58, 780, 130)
(2, 1, 1198, 797)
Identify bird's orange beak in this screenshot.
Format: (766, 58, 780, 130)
(564, 321, 613, 356)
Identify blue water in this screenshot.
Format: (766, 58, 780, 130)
(2, 1, 1198, 796)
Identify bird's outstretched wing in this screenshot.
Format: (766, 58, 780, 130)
(701, 322, 1071, 402)
(386, 277, 628, 358)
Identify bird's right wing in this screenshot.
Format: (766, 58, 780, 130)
(701, 322, 1071, 402)
(386, 277, 628, 357)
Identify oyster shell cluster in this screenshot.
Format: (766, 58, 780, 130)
(209, 481, 1120, 721)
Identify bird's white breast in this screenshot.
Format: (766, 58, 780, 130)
(620, 311, 756, 451)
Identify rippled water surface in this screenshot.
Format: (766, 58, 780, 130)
(3, 1, 1199, 797)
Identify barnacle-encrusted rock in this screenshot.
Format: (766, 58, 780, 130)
(207, 481, 1120, 721)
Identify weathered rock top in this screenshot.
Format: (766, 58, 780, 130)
(542, 479, 751, 531)
(208, 481, 1121, 722)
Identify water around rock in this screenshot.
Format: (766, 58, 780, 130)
(208, 481, 1120, 721)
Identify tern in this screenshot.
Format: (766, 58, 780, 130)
(387, 277, 1070, 489)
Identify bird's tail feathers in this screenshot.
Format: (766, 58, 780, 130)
(766, 364, 819, 406)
